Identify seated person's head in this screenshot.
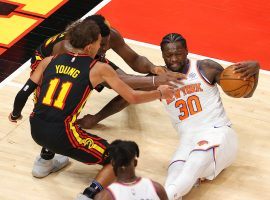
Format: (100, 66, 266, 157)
(105, 140, 140, 176)
(160, 33, 188, 72)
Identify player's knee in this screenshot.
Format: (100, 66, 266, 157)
(189, 149, 213, 166)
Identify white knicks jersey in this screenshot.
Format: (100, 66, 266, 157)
(162, 59, 231, 134)
(107, 177, 160, 200)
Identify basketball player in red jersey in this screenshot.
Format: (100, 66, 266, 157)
(94, 140, 168, 200)
(159, 33, 259, 200)
(29, 14, 184, 129)
(9, 20, 174, 200)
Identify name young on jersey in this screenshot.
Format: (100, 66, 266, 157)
(55, 65, 80, 78)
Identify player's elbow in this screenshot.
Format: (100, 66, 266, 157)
(126, 95, 140, 104)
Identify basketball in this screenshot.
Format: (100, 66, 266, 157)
(220, 65, 255, 98)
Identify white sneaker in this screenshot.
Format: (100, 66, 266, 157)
(75, 194, 93, 200)
(32, 154, 69, 178)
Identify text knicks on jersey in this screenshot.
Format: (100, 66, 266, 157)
(165, 79, 204, 121)
(166, 83, 203, 105)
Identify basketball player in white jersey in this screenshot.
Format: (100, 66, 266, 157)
(94, 140, 168, 200)
(160, 33, 260, 200)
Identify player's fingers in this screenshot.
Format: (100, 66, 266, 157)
(8, 114, 17, 123)
(168, 85, 175, 90)
(76, 118, 83, 124)
(82, 114, 93, 119)
(240, 71, 254, 79)
(232, 65, 245, 70)
(233, 62, 243, 66)
(160, 67, 168, 72)
(169, 78, 184, 84)
(233, 67, 246, 73)
(168, 82, 179, 88)
(243, 74, 252, 80)
(240, 71, 250, 79)
(168, 72, 187, 79)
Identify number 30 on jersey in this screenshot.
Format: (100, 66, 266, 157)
(175, 95, 202, 120)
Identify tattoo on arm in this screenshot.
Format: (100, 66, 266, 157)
(199, 59, 224, 84)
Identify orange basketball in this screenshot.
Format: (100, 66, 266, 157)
(220, 65, 255, 98)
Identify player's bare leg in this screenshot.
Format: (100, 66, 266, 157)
(77, 95, 129, 129)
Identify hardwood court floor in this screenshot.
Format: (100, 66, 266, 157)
(0, 43, 269, 200)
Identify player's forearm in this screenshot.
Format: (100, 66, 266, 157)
(129, 90, 161, 104)
(119, 74, 156, 89)
(11, 79, 38, 117)
(128, 55, 155, 74)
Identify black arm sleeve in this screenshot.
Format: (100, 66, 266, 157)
(12, 79, 38, 118)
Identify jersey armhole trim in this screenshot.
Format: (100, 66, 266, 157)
(196, 62, 215, 87)
(88, 59, 98, 90)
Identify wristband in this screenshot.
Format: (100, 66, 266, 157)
(152, 76, 155, 86)
(157, 89, 162, 99)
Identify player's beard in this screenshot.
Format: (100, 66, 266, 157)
(168, 61, 186, 72)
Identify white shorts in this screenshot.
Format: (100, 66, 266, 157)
(169, 125, 238, 180)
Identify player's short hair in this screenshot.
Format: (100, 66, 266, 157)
(104, 140, 139, 175)
(66, 20, 100, 49)
(84, 14, 110, 37)
(160, 33, 187, 51)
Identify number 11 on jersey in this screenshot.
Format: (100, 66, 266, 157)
(42, 78, 72, 109)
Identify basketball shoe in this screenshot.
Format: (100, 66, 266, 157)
(32, 154, 69, 178)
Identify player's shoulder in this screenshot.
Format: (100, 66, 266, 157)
(198, 59, 222, 68)
(198, 59, 223, 72)
(94, 61, 114, 72)
(95, 60, 109, 67)
(42, 56, 54, 65)
(197, 59, 224, 84)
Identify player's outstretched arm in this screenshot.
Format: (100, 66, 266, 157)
(117, 72, 186, 90)
(110, 28, 163, 74)
(199, 59, 260, 98)
(9, 56, 53, 122)
(90, 62, 174, 104)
